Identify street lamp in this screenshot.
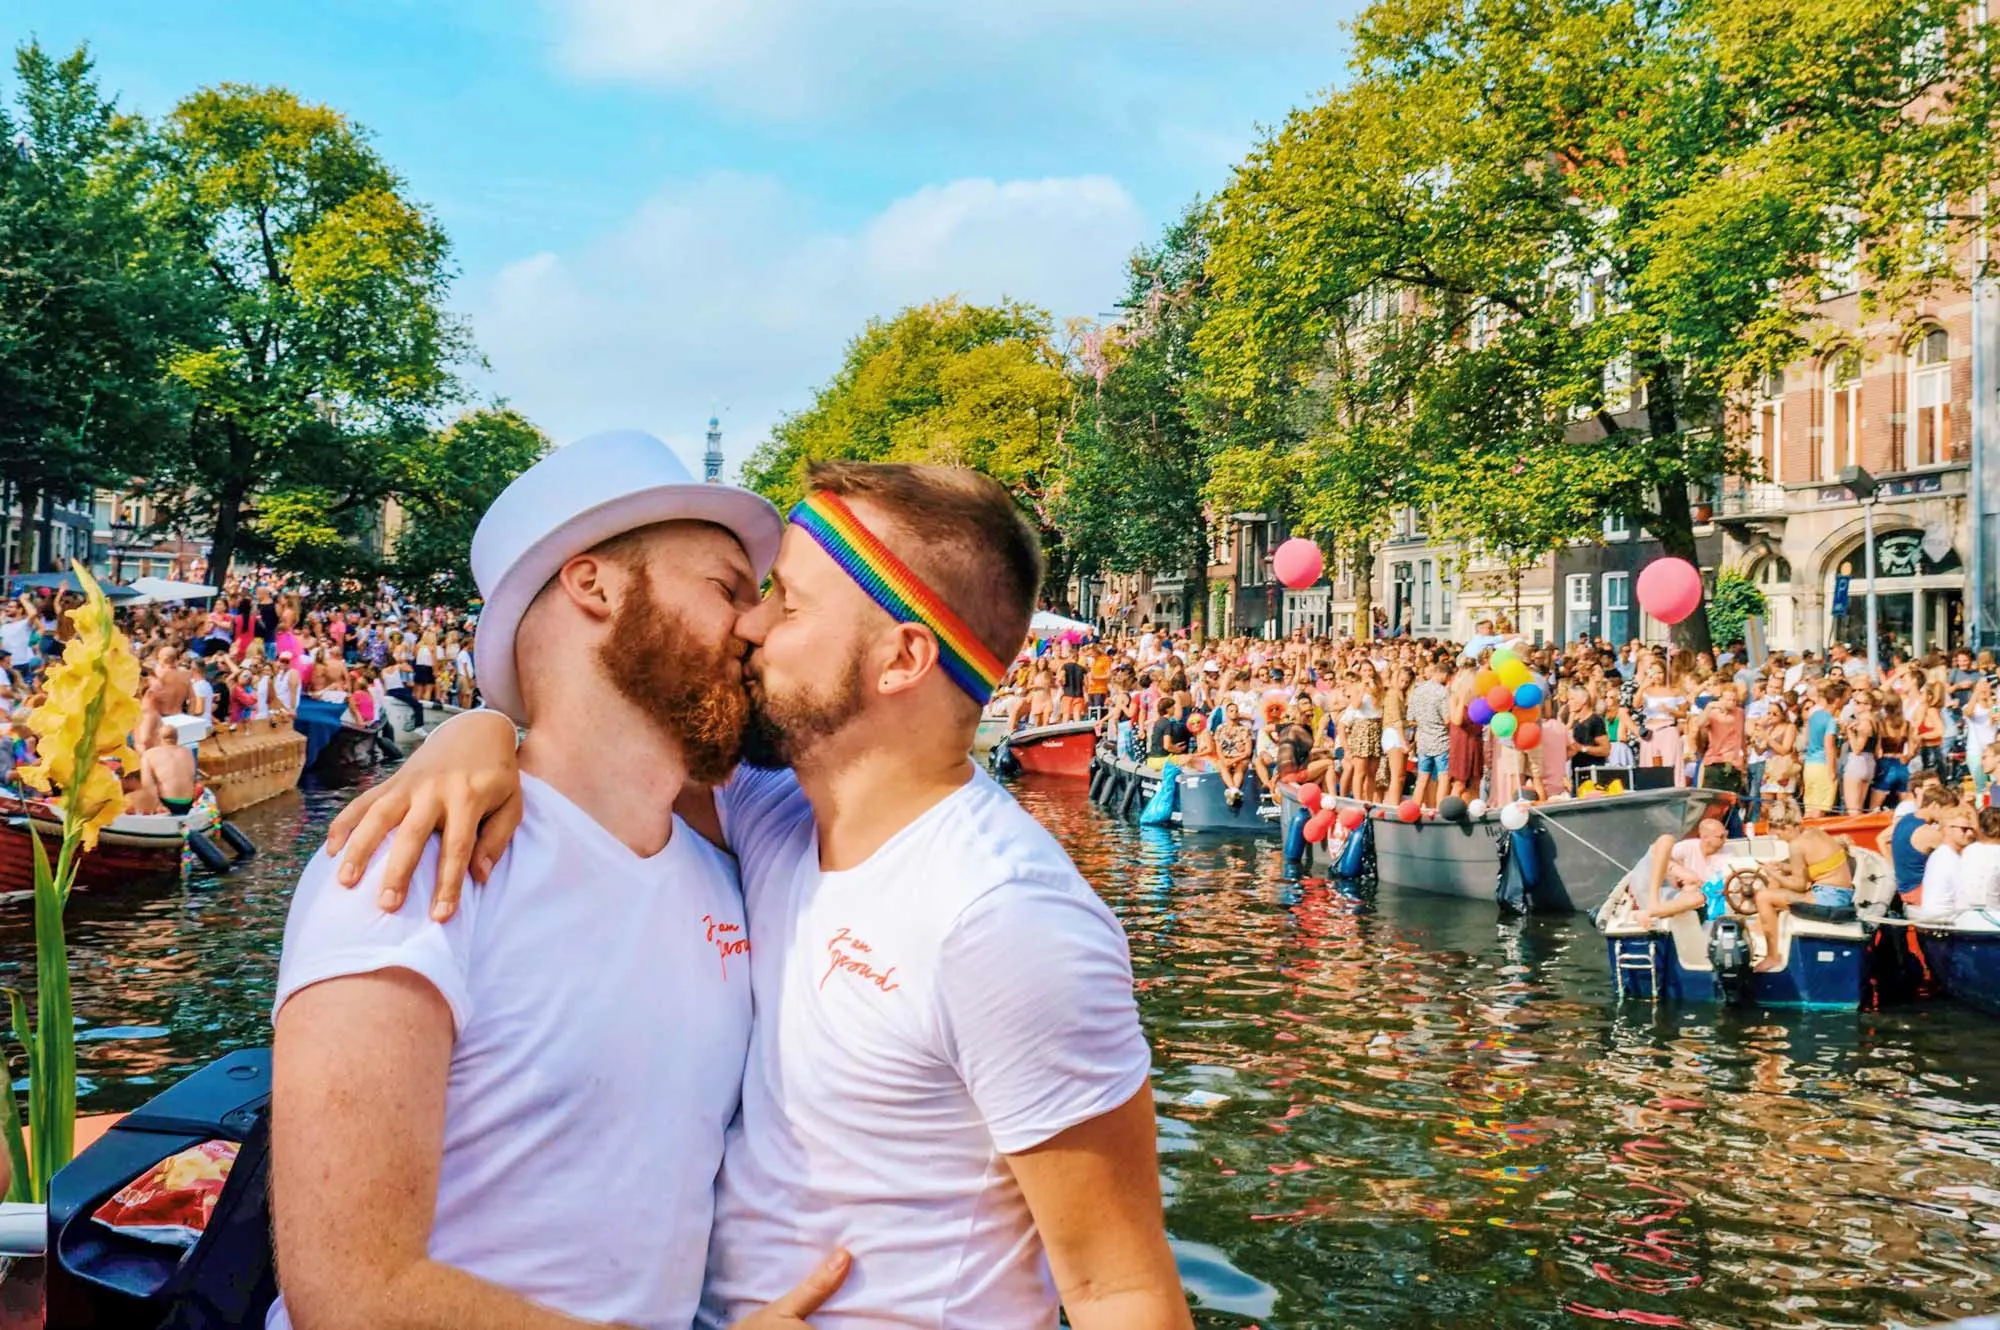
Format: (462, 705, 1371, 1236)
(1839, 465, 1879, 675)
(108, 512, 133, 584)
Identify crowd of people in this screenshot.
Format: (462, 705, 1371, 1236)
(992, 616, 2000, 817)
(0, 574, 480, 814)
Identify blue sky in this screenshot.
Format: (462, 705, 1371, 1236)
(13, 0, 1356, 473)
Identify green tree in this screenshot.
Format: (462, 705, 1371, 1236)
(1201, 0, 1999, 651)
(389, 407, 550, 606)
(142, 84, 471, 582)
(1053, 207, 1227, 626)
(1705, 567, 1768, 649)
(0, 42, 194, 569)
(743, 298, 1073, 595)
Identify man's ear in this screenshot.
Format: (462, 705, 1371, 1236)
(554, 553, 618, 622)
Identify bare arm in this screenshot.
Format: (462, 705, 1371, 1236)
(1006, 1088, 1192, 1330)
(325, 709, 524, 919)
(272, 971, 614, 1330)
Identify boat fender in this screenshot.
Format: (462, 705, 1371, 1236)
(1334, 818, 1370, 877)
(1283, 804, 1309, 865)
(1139, 763, 1181, 827)
(217, 821, 257, 860)
(1089, 760, 1109, 805)
(184, 830, 233, 874)
(1509, 828, 1542, 888)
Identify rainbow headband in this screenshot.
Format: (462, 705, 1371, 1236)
(787, 492, 1007, 703)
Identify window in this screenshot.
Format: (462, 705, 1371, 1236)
(1440, 565, 1453, 628)
(1823, 348, 1861, 478)
(1909, 328, 1949, 468)
(1567, 574, 1594, 612)
(1755, 557, 1792, 589)
(1602, 511, 1632, 541)
(1602, 572, 1630, 644)
(1754, 370, 1785, 485)
(1419, 559, 1434, 624)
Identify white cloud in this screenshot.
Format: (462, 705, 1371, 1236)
(551, 0, 1348, 120)
(463, 171, 1147, 472)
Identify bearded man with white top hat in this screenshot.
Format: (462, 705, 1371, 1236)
(267, 432, 846, 1330)
(325, 460, 1191, 1327)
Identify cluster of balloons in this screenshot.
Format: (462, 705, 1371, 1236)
(1295, 782, 1367, 843)
(1465, 645, 1549, 752)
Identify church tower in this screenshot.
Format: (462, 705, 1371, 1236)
(703, 416, 724, 483)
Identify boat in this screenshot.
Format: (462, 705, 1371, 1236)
(972, 715, 1012, 758)
(0, 807, 185, 898)
(1595, 838, 1898, 1007)
(1901, 911, 2000, 1016)
(47, 1048, 275, 1328)
(384, 699, 464, 754)
(293, 696, 397, 779)
(1370, 787, 1738, 914)
(194, 717, 307, 815)
(992, 720, 1098, 778)
(1088, 754, 1276, 834)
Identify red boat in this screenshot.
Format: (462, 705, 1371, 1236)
(1002, 721, 1100, 778)
(0, 807, 184, 900)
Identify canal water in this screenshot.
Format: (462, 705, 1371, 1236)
(9, 768, 2000, 1328)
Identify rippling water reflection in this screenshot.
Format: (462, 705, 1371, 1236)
(10, 769, 2000, 1327)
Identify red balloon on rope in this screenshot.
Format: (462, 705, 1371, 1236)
(1298, 782, 1324, 812)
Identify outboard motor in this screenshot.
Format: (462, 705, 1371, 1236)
(1707, 917, 1756, 1005)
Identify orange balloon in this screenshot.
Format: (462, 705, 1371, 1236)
(1514, 721, 1543, 751)
(1474, 669, 1502, 695)
(1514, 704, 1540, 723)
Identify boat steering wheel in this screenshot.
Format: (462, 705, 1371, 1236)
(1723, 866, 1765, 917)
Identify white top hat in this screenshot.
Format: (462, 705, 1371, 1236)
(471, 430, 782, 723)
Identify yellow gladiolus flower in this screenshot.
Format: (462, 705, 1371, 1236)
(18, 564, 141, 852)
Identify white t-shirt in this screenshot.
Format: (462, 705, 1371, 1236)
(699, 767, 1150, 1329)
(190, 677, 215, 722)
(0, 617, 29, 666)
(1958, 843, 2000, 913)
(453, 646, 474, 680)
(267, 775, 752, 1330)
(1916, 844, 1965, 920)
(271, 669, 300, 713)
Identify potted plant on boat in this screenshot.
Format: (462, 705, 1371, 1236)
(0, 565, 140, 1317)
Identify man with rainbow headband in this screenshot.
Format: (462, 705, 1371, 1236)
(327, 457, 1191, 1329)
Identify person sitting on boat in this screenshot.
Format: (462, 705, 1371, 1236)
(1907, 803, 1980, 920)
(1746, 798, 1855, 959)
(137, 726, 198, 818)
(1146, 702, 1190, 772)
(1211, 702, 1255, 805)
(1634, 816, 1732, 930)
(1886, 784, 1958, 909)
(1958, 806, 2000, 910)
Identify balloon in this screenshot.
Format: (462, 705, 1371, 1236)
(1636, 556, 1703, 625)
(1303, 808, 1337, 843)
(1496, 658, 1533, 690)
(1272, 538, 1325, 590)
(1299, 782, 1323, 811)
(1500, 801, 1531, 831)
(1492, 647, 1517, 666)
(1337, 805, 1366, 831)
(1491, 711, 1519, 740)
(1466, 798, 1488, 820)
(1483, 685, 1513, 712)
(1513, 681, 1544, 710)
(1514, 704, 1540, 723)
(1474, 669, 1503, 695)
(1468, 698, 1495, 727)
(1514, 721, 1543, 751)
(1396, 798, 1422, 823)
(1438, 795, 1469, 822)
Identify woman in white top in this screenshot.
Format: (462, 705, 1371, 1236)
(1966, 678, 1997, 803)
(1959, 806, 2000, 914)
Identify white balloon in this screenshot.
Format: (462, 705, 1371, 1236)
(1467, 798, 1487, 820)
(1500, 801, 1531, 831)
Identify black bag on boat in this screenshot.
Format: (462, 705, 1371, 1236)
(154, 1111, 277, 1330)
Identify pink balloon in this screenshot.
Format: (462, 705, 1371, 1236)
(1636, 557, 1703, 626)
(1272, 538, 1324, 590)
